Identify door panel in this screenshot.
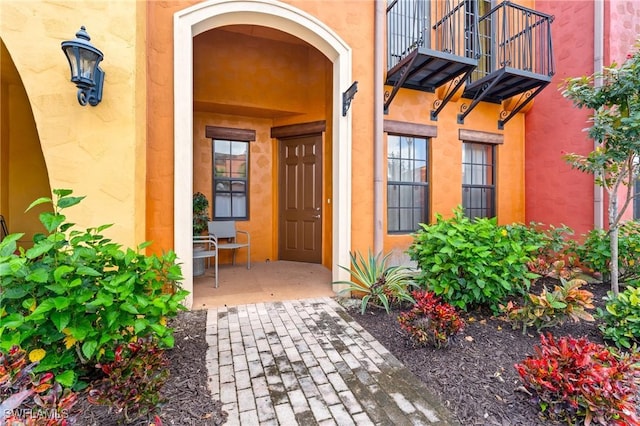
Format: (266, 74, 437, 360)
(278, 135, 322, 263)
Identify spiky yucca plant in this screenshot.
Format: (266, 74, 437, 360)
(335, 250, 416, 314)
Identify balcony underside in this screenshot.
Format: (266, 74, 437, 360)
(386, 48, 477, 91)
(385, 48, 477, 115)
(459, 67, 552, 129)
(463, 67, 552, 104)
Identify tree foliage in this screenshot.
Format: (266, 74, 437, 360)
(561, 43, 640, 296)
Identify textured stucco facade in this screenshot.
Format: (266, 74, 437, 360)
(526, 0, 640, 236)
(3, 0, 549, 308)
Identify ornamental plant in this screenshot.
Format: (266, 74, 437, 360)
(501, 278, 595, 334)
(598, 285, 640, 349)
(515, 334, 640, 425)
(573, 221, 640, 285)
(192, 192, 210, 236)
(335, 250, 416, 314)
(407, 208, 541, 312)
(0, 189, 189, 387)
(562, 42, 640, 296)
(0, 346, 78, 425)
(397, 290, 465, 348)
(88, 337, 168, 424)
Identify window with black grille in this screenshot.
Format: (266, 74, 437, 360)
(387, 134, 429, 233)
(462, 142, 495, 219)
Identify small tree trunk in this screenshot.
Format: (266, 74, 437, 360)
(609, 195, 620, 296)
(610, 226, 620, 296)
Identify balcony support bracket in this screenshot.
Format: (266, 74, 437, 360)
(430, 68, 473, 121)
(497, 82, 549, 129)
(457, 76, 503, 125)
(384, 53, 419, 114)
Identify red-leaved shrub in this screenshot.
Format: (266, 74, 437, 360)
(398, 290, 465, 348)
(0, 346, 77, 426)
(515, 334, 640, 425)
(88, 337, 169, 423)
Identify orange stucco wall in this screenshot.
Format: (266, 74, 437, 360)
(147, 0, 531, 267)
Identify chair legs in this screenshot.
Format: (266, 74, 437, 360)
(230, 248, 250, 269)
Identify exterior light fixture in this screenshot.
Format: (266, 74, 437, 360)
(61, 26, 105, 106)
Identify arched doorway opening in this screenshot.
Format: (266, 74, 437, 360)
(173, 0, 353, 308)
(0, 39, 52, 246)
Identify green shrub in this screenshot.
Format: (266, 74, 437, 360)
(501, 278, 595, 334)
(515, 334, 640, 425)
(598, 285, 640, 349)
(335, 250, 416, 314)
(0, 189, 188, 387)
(507, 222, 574, 263)
(574, 221, 640, 284)
(407, 208, 540, 312)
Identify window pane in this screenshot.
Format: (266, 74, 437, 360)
(387, 135, 429, 232)
(388, 209, 399, 232)
(388, 158, 401, 181)
(399, 208, 413, 231)
(388, 135, 401, 158)
(462, 142, 495, 219)
(413, 185, 426, 208)
(231, 194, 247, 217)
(231, 180, 246, 194)
(230, 141, 248, 178)
(215, 181, 230, 192)
(212, 138, 249, 219)
(388, 184, 400, 208)
(399, 185, 413, 208)
(413, 160, 427, 182)
(215, 194, 231, 217)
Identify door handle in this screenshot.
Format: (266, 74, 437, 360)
(312, 214, 320, 219)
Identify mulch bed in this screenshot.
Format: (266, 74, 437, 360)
(347, 278, 612, 426)
(72, 278, 617, 426)
(73, 309, 227, 425)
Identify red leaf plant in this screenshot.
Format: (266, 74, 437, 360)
(398, 290, 465, 348)
(515, 333, 640, 425)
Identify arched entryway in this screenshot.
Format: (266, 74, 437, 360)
(0, 39, 52, 245)
(173, 0, 353, 308)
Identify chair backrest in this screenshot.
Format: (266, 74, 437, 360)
(208, 221, 237, 239)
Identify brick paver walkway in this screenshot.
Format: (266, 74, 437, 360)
(205, 297, 459, 425)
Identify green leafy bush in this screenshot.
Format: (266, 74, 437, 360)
(598, 285, 640, 349)
(0, 189, 188, 386)
(88, 337, 168, 423)
(335, 250, 416, 314)
(407, 208, 540, 312)
(0, 345, 78, 425)
(397, 290, 465, 348)
(574, 221, 640, 284)
(501, 278, 595, 334)
(508, 222, 574, 264)
(515, 334, 640, 425)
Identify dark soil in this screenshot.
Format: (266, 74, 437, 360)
(74, 278, 613, 426)
(347, 277, 611, 426)
(74, 310, 228, 425)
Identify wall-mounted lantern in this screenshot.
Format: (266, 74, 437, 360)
(61, 26, 105, 106)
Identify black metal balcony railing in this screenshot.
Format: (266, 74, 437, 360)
(386, 0, 555, 128)
(460, 1, 555, 128)
(387, 0, 479, 68)
(466, 1, 555, 94)
(385, 0, 479, 118)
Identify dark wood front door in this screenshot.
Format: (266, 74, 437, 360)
(278, 134, 322, 263)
